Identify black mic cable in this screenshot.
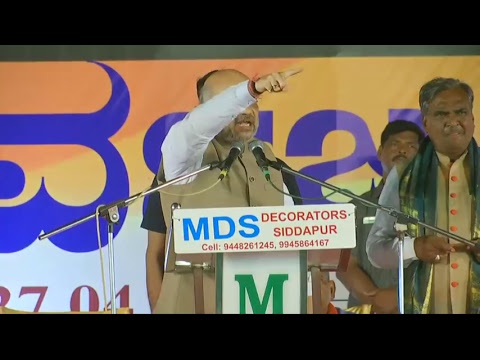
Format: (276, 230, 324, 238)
(248, 140, 358, 203)
(218, 141, 245, 181)
(267, 159, 358, 203)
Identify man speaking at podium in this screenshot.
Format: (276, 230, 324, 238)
(153, 68, 303, 314)
(367, 77, 480, 314)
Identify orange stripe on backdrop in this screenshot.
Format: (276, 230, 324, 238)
(1, 56, 480, 207)
(0, 59, 299, 172)
(105, 58, 301, 141)
(0, 59, 300, 207)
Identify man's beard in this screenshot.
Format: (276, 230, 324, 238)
(216, 128, 254, 143)
(216, 114, 257, 143)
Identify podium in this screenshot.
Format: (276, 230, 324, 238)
(172, 203, 356, 314)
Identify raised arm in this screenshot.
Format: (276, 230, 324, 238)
(161, 80, 257, 183)
(366, 167, 418, 269)
(160, 68, 303, 183)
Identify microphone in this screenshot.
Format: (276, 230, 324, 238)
(218, 141, 245, 180)
(248, 140, 271, 181)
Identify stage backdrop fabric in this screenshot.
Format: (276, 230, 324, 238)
(1, 56, 479, 313)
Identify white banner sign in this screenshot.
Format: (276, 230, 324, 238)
(173, 204, 356, 254)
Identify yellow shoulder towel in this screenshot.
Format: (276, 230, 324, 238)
(345, 304, 373, 314)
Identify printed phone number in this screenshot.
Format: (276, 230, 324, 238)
(222, 239, 330, 251)
(279, 239, 329, 249)
(0, 285, 132, 313)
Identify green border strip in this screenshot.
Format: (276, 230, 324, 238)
(299, 250, 308, 314)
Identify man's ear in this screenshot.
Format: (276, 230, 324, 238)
(329, 281, 336, 299)
(422, 116, 427, 129)
(377, 146, 383, 158)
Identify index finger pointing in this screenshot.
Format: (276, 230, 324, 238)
(281, 68, 303, 78)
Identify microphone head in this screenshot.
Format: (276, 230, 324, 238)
(248, 140, 263, 152)
(231, 141, 245, 155)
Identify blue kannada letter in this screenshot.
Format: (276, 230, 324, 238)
(286, 110, 378, 205)
(0, 61, 130, 254)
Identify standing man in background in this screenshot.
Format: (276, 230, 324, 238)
(367, 77, 480, 314)
(337, 120, 424, 314)
(140, 176, 167, 312)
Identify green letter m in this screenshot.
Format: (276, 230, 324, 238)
(235, 274, 288, 314)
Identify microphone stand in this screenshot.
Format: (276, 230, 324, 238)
(267, 160, 478, 315)
(38, 161, 221, 314)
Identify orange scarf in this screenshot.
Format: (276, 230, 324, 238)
(327, 303, 338, 314)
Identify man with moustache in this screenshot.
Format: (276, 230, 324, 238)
(153, 68, 303, 314)
(367, 77, 480, 314)
(337, 120, 424, 314)
(141, 70, 303, 313)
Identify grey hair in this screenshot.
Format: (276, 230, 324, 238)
(419, 77, 474, 116)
